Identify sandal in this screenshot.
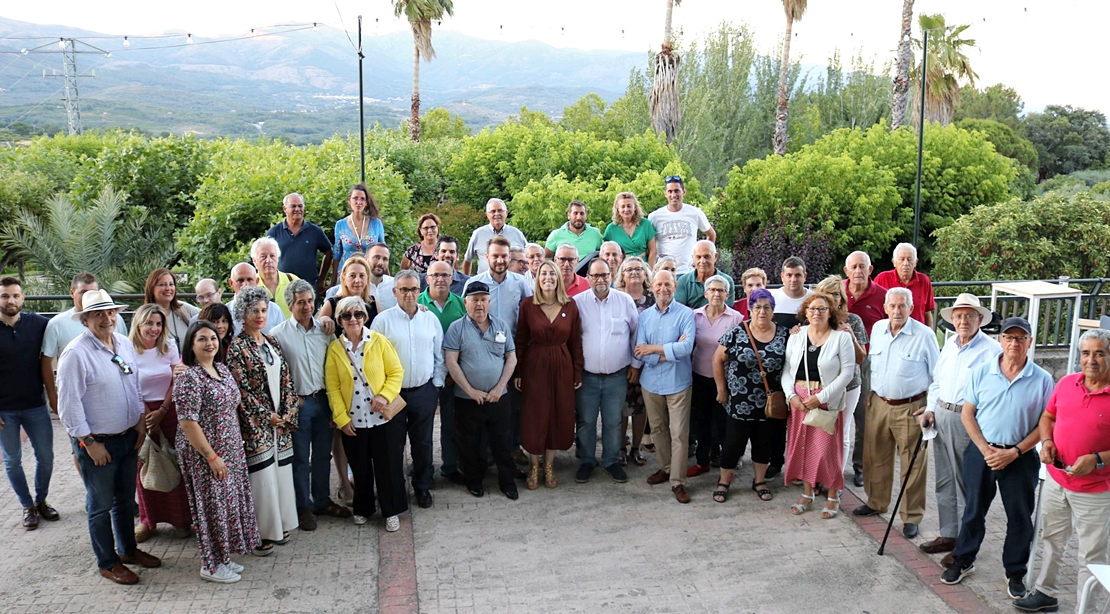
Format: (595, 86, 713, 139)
(791, 493, 815, 515)
(629, 448, 648, 466)
(752, 480, 773, 502)
(526, 464, 540, 490)
(252, 542, 274, 557)
(822, 495, 841, 519)
(618, 449, 628, 467)
(712, 482, 731, 503)
(544, 461, 558, 488)
(642, 443, 655, 453)
(272, 532, 291, 545)
(319, 500, 353, 518)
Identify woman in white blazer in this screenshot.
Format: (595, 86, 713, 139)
(780, 291, 855, 519)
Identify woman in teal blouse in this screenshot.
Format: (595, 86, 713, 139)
(603, 191, 657, 268)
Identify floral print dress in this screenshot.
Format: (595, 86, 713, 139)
(719, 324, 789, 421)
(174, 363, 260, 573)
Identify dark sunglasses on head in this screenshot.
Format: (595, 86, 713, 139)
(664, 175, 683, 185)
(111, 354, 133, 375)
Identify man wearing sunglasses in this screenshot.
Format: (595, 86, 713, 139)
(940, 317, 1054, 602)
(57, 289, 161, 585)
(648, 175, 716, 276)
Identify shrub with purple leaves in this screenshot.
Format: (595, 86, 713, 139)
(730, 219, 835, 286)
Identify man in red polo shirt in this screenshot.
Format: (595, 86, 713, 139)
(844, 250, 887, 487)
(1014, 329, 1110, 612)
(873, 243, 936, 328)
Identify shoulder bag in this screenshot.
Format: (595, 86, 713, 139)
(798, 331, 837, 435)
(345, 346, 407, 421)
(138, 432, 181, 493)
(744, 322, 788, 420)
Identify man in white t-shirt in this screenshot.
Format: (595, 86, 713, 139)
(42, 272, 128, 363)
(769, 256, 812, 328)
(648, 176, 716, 275)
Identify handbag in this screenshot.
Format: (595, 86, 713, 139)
(138, 432, 181, 492)
(744, 322, 787, 420)
(798, 334, 838, 435)
(345, 347, 406, 422)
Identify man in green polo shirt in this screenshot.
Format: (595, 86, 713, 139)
(545, 200, 603, 259)
(675, 240, 735, 308)
(418, 260, 468, 485)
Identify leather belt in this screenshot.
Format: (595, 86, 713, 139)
(298, 390, 326, 399)
(937, 400, 961, 412)
(989, 442, 1017, 450)
(877, 390, 928, 406)
(91, 428, 133, 439)
(402, 380, 433, 392)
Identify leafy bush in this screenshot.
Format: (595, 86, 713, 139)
(730, 218, 836, 284)
(177, 136, 413, 280)
(1024, 105, 1110, 178)
(955, 118, 1038, 173)
(718, 147, 904, 267)
(933, 192, 1110, 281)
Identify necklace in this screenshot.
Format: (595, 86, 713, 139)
(349, 215, 368, 246)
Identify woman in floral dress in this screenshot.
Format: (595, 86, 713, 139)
(175, 321, 260, 584)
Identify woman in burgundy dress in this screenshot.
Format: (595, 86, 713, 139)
(514, 261, 583, 490)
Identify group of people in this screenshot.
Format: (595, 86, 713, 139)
(0, 175, 1107, 610)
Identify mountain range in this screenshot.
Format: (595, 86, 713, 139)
(0, 17, 647, 140)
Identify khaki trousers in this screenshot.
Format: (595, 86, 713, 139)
(643, 387, 692, 487)
(863, 393, 929, 525)
(1033, 477, 1110, 604)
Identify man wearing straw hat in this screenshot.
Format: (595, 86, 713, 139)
(918, 294, 1002, 563)
(57, 289, 161, 585)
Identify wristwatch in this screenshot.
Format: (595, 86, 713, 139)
(1096, 452, 1105, 470)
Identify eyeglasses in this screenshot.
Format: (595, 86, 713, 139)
(339, 312, 367, 322)
(806, 307, 829, 314)
(197, 291, 219, 302)
(260, 344, 274, 366)
(587, 273, 610, 280)
(395, 287, 420, 294)
(1001, 334, 1031, 343)
(951, 313, 980, 322)
(705, 288, 727, 294)
(556, 257, 577, 264)
(751, 304, 773, 312)
(427, 273, 450, 279)
(111, 354, 133, 375)
(664, 175, 683, 184)
(420, 225, 438, 231)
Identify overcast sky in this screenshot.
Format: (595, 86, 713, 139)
(4, 0, 1106, 114)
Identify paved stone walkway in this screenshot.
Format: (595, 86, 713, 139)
(0, 414, 1100, 613)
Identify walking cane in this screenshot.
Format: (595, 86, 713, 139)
(878, 430, 927, 556)
(1024, 443, 1048, 589)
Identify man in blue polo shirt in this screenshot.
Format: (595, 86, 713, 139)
(0, 276, 59, 530)
(266, 192, 333, 296)
(940, 317, 1055, 602)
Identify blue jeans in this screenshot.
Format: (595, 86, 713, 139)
(292, 393, 333, 512)
(73, 429, 139, 570)
(952, 443, 1039, 577)
(439, 384, 460, 475)
(575, 369, 628, 468)
(401, 381, 437, 491)
(0, 404, 55, 509)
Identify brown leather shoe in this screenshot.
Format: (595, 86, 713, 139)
(22, 507, 38, 530)
(36, 501, 60, 521)
(99, 563, 139, 585)
(646, 470, 670, 485)
(941, 553, 955, 567)
(120, 549, 162, 568)
(672, 484, 691, 504)
(919, 537, 956, 554)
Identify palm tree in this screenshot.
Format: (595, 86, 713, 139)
(890, 0, 915, 129)
(650, 0, 682, 143)
(393, 0, 455, 142)
(772, 0, 808, 155)
(0, 186, 177, 294)
(911, 13, 977, 126)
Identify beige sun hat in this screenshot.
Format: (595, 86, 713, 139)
(71, 289, 128, 321)
(940, 293, 992, 326)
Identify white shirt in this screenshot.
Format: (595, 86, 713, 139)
(370, 306, 445, 389)
(770, 287, 811, 317)
(42, 308, 127, 358)
(926, 330, 1002, 412)
(345, 332, 387, 429)
(573, 288, 642, 375)
(647, 204, 712, 275)
(269, 317, 331, 395)
(869, 318, 940, 399)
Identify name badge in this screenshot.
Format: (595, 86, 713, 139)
(495, 331, 506, 343)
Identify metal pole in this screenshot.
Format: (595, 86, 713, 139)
(913, 30, 927, 248)
(357, 15, 366, 184)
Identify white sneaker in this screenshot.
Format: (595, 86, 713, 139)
(353, 514, 368, 525)
(200, 564, 241, 584)
(385, 515, 400, 532)
(227, 561, 244, 573)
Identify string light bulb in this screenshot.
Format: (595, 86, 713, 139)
(187, 33, 194, 44)
(123, 36, 130, 47)
(313, 22, 319, 31)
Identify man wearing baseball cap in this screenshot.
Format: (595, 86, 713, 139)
(919, 294, 1002, 563)
(57, 289, 161, 584)
(443, 281, 520, 501)
(940, 317, 1055, 603)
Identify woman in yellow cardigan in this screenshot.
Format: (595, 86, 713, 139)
(325, 296, 407, 531)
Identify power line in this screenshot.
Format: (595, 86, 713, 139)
(0, 24, 321, 54)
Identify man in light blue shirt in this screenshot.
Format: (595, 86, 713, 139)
(855, 287, 939, 539)
(371, 271, 446, 509)
(940, 317, 1054, 597)
(635, 270, 696, 503)
(573, 259, 641, 484)
(918, 294, 1002, 558)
